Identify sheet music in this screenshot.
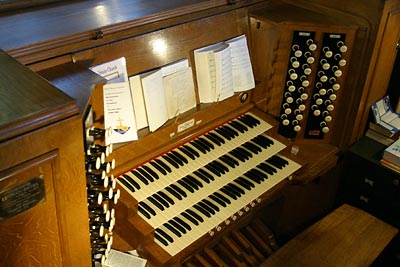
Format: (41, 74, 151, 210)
(163, 66, 196, 118)
(214, 45, 234, 101)
(141, 69, 169, 132)
(225, 35, 255, 92)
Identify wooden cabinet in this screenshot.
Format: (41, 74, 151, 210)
(353, 0, 400, 141)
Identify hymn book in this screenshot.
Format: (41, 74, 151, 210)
(129, 59, 196, 132)
(194, 34, 255, 103)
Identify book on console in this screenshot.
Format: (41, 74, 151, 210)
(382, 137, 400, 167)
(194, 34, 255, 103)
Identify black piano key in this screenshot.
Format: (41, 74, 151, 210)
(258, 162, 277, 174)
(203, 198, 220, 212)
(149, 160, 167, 175)
(193, 170, 211, 184)
(198, 201, 215, 215)
(208, 132, 225, 144)
(205, 163, 222, 177)
(234, 178, 252, 191)
(142, 165, 159, 180)
(186, 208, 204, 223)
(209, 194, 227, 207)
(131, 170, 149, 185)
(252, 135, 274, 148)
(243, 141, 262, 154)
(137, 167, 154, 183)
(229, 149, 246, 162)
(197, 168, 215, 181)
(181, 211, 199, 226)
(182, 144, 200, 158)
(222, 125, 239, 137)
(214, 192, 231, 205)
(182, 176, 199, 191)
(193, 204, 211, 218)
(171, 150, 188, 164)
(164, 222, 182, 237)
(197, 137, 214, 150)
(155, 228, 174, 243)
(238, 115, 255, 128)
(165, 186, 183, 200)
(248, 169, 266, 182)
(153, 193, 170, 208)
(213, 160, 229, 173)
(219, 125, 236, 139)
(138, 202, 156, 216)
(244, 171, 262, 184)
(155, 158, 172, 173)
(187, 175, 204, 188)
(178, 146, 196, 160)
(162, 154, 180, 169)
(122, 174, 141, 189)
(220, 187, 238, 200)
(229, 120, 248, 132)
(159, 191, 174, 205)
(190, 140, 207, 154)
(138, 205, 151, 219)
(178, 179, 195, 193)
(273, 155, 289, 166)
(174, 216, 192, 231)
(148, 196, 164, 211)
(215, 127, 232, 140)
(228, 182, 245, 195)
(237, 146, 253, 158)
(170, 184, 187, 198)
(118, 177, 135, 192)
(219, 155, 236, 168)
(266, 156, 283, 169)
(245, 114, 261, 125)
(167, 152, 184, 167)
(237, 177, 255, 188)
(154, 232, 169, 246)
(204, 132, 222, 146)
(169, 219, 187, 234)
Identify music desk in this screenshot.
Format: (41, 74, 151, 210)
(260, 204, 398, 267)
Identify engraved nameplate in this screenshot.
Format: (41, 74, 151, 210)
(0, 176, 45, 221)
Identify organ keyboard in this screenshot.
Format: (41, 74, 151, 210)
(115, 111, 301, 265)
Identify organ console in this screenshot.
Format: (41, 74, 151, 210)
(0, 0, 396, 266)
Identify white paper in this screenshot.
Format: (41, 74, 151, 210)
(90, 57, 129, 84)
(163, 67, 196, 118)
(225, 35, 255, 92)
(161, 58, 189, 77)
(103, 82, 138, 145)
(103, 249, 147, 267)
(141, 69, 169, 132)
(129, 75, 149, 129)
(214, 45, 234, 101)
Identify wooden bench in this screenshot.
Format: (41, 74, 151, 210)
(260, 204, 398, 267)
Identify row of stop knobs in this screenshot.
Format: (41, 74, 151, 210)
(279, 32, 348, 138)
(85, 126, 119, 266)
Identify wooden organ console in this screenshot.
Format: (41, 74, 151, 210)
(0, 0, 393, 266)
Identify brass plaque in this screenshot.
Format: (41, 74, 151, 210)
(0, 176, 45, 221)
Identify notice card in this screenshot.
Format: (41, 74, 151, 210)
(103, 82, 138, 145)
(103, 249, 147, 267)
(90, 57, 128, 84)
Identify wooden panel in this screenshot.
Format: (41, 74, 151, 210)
(0, 151, 62, 267)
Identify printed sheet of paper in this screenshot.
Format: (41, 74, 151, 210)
(129, 75, 148, 130)
(90, 57, 128, 83)
(214, 45, 234, 101)
(225, 35, 255, 92)
(141, 69, 169, 132)
(103, 249, 147, 267)
(163, 67, 196, 118)
(103, 82, 138, 145)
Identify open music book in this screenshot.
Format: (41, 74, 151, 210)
(194, 34, 255, 103)
(129, 59, 196, 132)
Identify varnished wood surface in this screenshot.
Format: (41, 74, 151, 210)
(0, 50, 78, 142)
(260, 204, 398, 267)
(0, 0, 266, 65)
